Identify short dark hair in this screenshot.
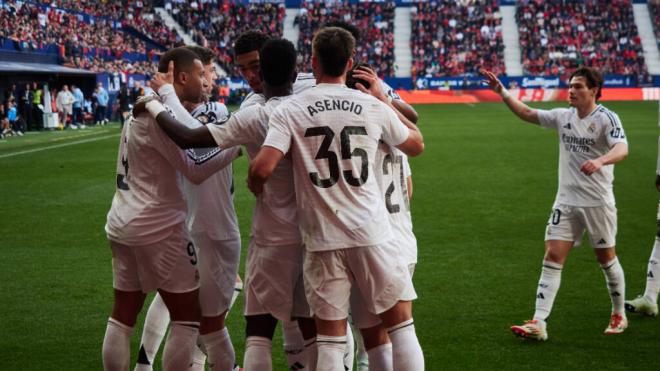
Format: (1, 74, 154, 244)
(185, 45, 215, 65)
(259, 38, 297, 87)
(569, 66, 603, 100)
(322, 21, 360, 44)
(312, 27, 355, 77)
(158, 47, 200, 74)
(234, 30, 270, 56)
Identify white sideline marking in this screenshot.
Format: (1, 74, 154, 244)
(0, 133, 120, 159)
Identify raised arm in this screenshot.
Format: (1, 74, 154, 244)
(480, 69, 540, 125)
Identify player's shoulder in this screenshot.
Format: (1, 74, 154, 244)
(295, 72, 316, 83)
(592, 104, 621, 125)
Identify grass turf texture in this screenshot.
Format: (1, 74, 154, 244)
(0, 101, 658, 369)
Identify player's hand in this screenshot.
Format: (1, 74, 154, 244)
(352, 66, 387, 102)
(479, 68, 504, 94)
(149, 61, 174, 92)
(247, 174, 263, 196)
(655, 174, 660, 192)
(580, 158, 604, 176)
(132, 94, 160, 117)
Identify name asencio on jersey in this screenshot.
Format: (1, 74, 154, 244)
(307, 99, 363, 117)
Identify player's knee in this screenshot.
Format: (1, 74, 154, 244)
(159, 289, 201, 322)
(296, 317, 317, 340)
(245, 314, 278, 339)
(359, 325, 389, 351)
(379, 300, 413, 329)
(111, 289, 146, 327)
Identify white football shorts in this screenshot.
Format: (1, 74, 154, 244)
(303, 240, 410, 322)
(544, 203, 617, 248)
(193, 232, 241, 317)
(110, 223, 199, 293)
(244, 240, 311, 320)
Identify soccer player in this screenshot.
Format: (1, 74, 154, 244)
(624, 135, 660, 316)
(102, 47, 240, 371)
(481, 67, 629, 340)
(248, 27, 425, 371)
(347, 65, 419, 371)
(133, 46, 242, 371)
(142, 37, 320, 371)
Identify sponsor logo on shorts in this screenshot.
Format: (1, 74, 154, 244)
(537, 293, 545, 299)
(597, 238, 607, 245)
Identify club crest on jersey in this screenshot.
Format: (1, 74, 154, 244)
(197, 114, 209, 124)
(587, 123, 596, 133)
(563, 123, 571, 129)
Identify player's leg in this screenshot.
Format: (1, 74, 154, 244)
(352, 325, 369, 371)
(584, 204, 627, 334)
(625, 221, 660, 316)
(103, 241, 147, 371)
(512, 205, 579, 340)
(304, 249, 353, 371)
(349, 243, 423, 370)
(350, 286, 391, 371)
(244, 314, 278, 370)
(282, 320, 306, 369)
(344, 322, 354, 371)
(134, 293, 170, 371)
(158, 289, 201, 371)
(196, 235, 241, 371)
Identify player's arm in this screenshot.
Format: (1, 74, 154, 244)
(154, 110, 216, 148)
(391, 98, 419, 124)
(146, 110, 241, 184)
(480, 69, 540, 125)
(248, 146, 285, 196)
(580, 142, 628, 176)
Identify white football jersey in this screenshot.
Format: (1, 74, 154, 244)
(207, 97, 300, 246)
(538, 104, 628, 207)
(158, 86, 241, 241)
(240, 91, 266, 110)
(105, 112, 239, 246)
(263, 83, 410, 251)
(374, 143, 417, 265)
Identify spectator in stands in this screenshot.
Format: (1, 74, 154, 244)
(516, 0, 647, 80)
(56, 85, 75, 129)
(0, 103, 9, 139)
(71, 85, 85, 129)
(118, 84, 130, 123)
(93, 82, 109, 126)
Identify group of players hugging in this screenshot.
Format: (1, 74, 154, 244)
(101, 21, 659, 371)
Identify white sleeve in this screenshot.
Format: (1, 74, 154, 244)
(158, 84, 202, 129)
(207, 106, 266, 148)
(262, 107, 292, 154)
(380, 104, 409, 147)
(148, 117, 240, 184)
(537, 108, 562, 130)
(380, 79, 401, 100)
(603, 111, 628, 148)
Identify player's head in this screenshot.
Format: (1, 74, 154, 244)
(321, 21, 360, 44)
(259, 38, 297, 93)
(312, 27, 355, 79)
(568, 66, 603, 106)
(62, 85, 69, 91)
(185, 45, 218, 97)
(159, 47, 208, 104)
(234, 30, 271, 93)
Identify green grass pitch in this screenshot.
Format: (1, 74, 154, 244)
(0, 101, 658, 370)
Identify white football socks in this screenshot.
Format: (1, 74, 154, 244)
(601, 257, 626, 315)
(303, 337, 318, 371)
(103, 317, 133, 371)
(353, 328, 369, 371)
(189, 343, 207, 371)
(344, 323, 355, 371)
(386, 319, 424, 371)
(533, 260, 563, 321)
(644, 240, 660, 303)
(316, 335, 347, 371)
(202, 327, 235, 371)
(162, 321, 199, 371)
(243, 336, 272, 371)
(283, 320, 306, 370)
(135, 294, 170, 371)
(366, 343, 392, 371)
